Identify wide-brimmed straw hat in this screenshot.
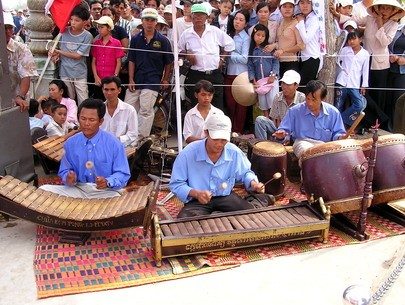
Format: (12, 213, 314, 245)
(231, 72, 258, 106)
(367, 0, 405, 20)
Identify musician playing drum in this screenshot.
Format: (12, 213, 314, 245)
(272, 80, 346, 192)
(40, 98, 130, 198)
(170, 113, 272, 218)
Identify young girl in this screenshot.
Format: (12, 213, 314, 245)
(46, 104, 76, 137)
(248, 24, 280, 118)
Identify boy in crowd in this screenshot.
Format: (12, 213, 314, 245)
(28, 99, 44, 130)
(211, 0, 233, 33)
(49, 5, 93, 104)
(46, 104, 76, 137)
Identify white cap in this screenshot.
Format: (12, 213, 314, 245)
(95, 16, 114, 30)
(280, 0, 295, 7)
(279, 70, 301, 85)
(141, 8, 159, 20)
(203, 113, 232, 141)
(343, 19, 358, 29)
(3, 12, 16, 27)
(339, 0, 353, 7)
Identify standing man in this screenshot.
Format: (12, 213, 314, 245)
(90, 0, 103, 21)
(101, 76, 138, 146)
(178, 3, 235, 111)
(255, 70, 305, 140)
(4, 12, 38, 112)
(124, 8, 173, 138)
(40, 98, 131, 198)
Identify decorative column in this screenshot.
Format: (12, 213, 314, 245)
(25, 0, 56, 98)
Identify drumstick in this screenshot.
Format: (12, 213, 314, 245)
(342, 112, 365, 139)
(261, 172, 282, 189)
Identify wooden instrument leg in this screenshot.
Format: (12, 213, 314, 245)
(151, 214, 162, 267)
(331, 214, 369, 241)
(369, 204, 405, 227)
(58, 232, 91, 245)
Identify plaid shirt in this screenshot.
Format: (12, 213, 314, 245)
(269, 90, 306, 122)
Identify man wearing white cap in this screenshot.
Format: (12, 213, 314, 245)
(3, 12, 38, 112)
(170, 113, 268, 218)
(255, 70, 305, 140)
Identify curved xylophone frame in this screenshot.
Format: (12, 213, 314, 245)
(0, 175, 160, 233)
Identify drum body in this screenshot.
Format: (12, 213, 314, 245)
(251, 141, 287, 197)
(360, 134, 405, 204)
(301, 139, 367, 213)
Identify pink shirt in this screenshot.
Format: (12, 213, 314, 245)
(91, 36, 125, 79)
(60, 97, 78, 123)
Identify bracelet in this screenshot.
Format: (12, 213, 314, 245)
(16, 94, 26, 100)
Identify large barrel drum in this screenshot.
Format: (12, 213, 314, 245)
(251, 141, 287, 198)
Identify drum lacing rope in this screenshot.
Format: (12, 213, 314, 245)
(372, 253, 405, 304)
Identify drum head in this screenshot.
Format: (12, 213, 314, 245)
(253, 141, 286, 157)
(231, 71, 258, 106)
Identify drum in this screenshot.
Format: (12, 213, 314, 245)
(301, 139, 367, 212)
(251, 141, 287, 197)
(360, 133, 405, 204)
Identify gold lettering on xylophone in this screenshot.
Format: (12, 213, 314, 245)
(36, 215, 113, 229)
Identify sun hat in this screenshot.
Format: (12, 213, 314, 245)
(279, 0, 295, 7)
(141, 8, 159, 19)
(279, 70, 301, 85)
(367, 0, 405, 20)
(231, 71, 258, 106)
(191, 3, 208, 14)
(157, 14, 169, 26)
(3, 12, 16, 27)
(343, 19, 358, 29)
(339, 0, 353, 7)
(95, 16, 114, 30)
(203, 113, 232, 141)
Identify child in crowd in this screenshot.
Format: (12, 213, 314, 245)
(49, 5, 93, 104)
(91, 16, 125, 99)
(211, 0, 233, 33)
(248, 24, 279, 118)
(329, 0, 353, 30)
(183, 80, 224, 144)
(335, 29, 369, 127)
(40, 98, 59, 126)
(46, 104, 76, 137)
(28, 99, 44, 130)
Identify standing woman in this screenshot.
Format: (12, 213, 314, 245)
(225, 10, 251, 133)
(295, 0, 321, 89)
(274, 0, 305, 77)
(248, 2, 278, 47)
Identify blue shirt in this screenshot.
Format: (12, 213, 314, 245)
(169, 139, 258, 203)
(128, 29, 174, 92)
(248, 46, 280, 81)
(278, 102, 346, 142)
(227, 30, 250, 76)
(59, 130, 130, 190)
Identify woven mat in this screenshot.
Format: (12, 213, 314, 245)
(33, 180, 405, 298)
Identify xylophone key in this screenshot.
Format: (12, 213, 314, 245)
(190, 220, 204, 234)
(161, 224, 173, 236)
(219, 217, 234, 231)
(227, 216, 244, 230)
(260, 211, 281, 227)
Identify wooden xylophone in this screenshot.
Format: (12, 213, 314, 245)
(0, 175, 159, 232)
(33, 135, 137, 162)
(150, 201, 331, 267)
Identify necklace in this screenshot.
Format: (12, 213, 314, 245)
(280, 20, 293, 37)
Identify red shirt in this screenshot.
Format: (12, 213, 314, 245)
(91, 36, 125, 79)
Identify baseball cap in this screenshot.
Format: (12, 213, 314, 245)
(95, 16, 114, 30)
(130, 4, 141, 11)
(3, 12, 16, 27)
(203, 113, 232, 141)
(191, 3, 208, 14)
(343, 19, 358, 29)
(339, 0, 353, 7)
(17, 9, 23, 13)
(279, 70, 301, 85)
(279, 0, 295, 6)
(164, 5, 173, 14)
(141, 8, 159, 19)
(180, 0, 196, 5)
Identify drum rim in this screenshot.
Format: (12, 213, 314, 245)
(252, 141, 286, 157)
(301, 143, 362, 161)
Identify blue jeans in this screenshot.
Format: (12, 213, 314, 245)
(335, 86, 367, 126)
(255, 116, 277, 140)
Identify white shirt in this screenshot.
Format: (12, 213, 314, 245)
(176, 17, 193, 41)
(101, 99, 138, 146)
(336, 46, 370, 88)
(183, 104, 224, 141)
(295, 11, 321, 61)
(218, 15, 228, 33)
(178, 24, 235, 71)
(46, 119, 71, 137)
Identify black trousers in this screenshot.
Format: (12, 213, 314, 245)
(185, 69, 224, 111)
(298, 57, 320, 93)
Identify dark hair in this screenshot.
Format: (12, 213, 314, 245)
(249, 23, 269, 55)
(145, 0, 161, 7)
(29, 99, 39, 117)
(101, 6, 116, 17)
(228, 9, 250, 37)
(220, 0, 233, 4)
(109, 0, 125, 6)
(101, 76, 122, 88)
(78, 98, 106, 120)
(71, 4, 91, 21)
(51, 103, 68, 114)
(91, 0, 104, 8)
(306, 80, 327, 100)
(256, 2, 270, 14)
(195, 80, 215, 94)
(346, 29, 364, 40)
(49, 79, 70, 98)
(41, 98, 59, 112)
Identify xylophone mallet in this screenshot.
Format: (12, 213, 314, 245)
(261, 172, 282, 189)
(86, 161, 97, 182)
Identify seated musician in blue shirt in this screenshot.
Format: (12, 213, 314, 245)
(40, 98, 130, 199)
(273, 80, 346, 159)
(170, 113, 268, 218)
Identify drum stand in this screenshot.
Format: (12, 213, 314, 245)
(58, 232, 91, 245)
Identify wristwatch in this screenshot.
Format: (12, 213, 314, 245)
(16, 95, 26, 100)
